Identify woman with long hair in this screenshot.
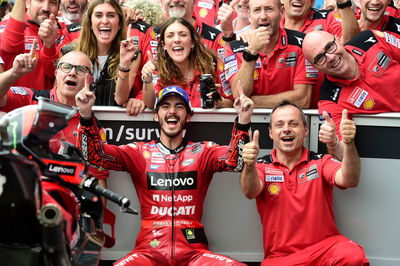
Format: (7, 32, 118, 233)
(142, 17, 232, 109)
(76, 0, 141, 108)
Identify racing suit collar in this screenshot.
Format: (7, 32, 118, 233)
(156, 138, 189, 154)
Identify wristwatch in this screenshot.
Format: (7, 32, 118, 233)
(242, 49, 259, 62)
(222, 33, 237, 42)
(337, 0, 352, 9)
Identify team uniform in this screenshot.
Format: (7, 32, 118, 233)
(255, 148, 368, 265)
(281, 8, 343, 36)
(319, 30, 400, 136)
(224, 28, 318, 98)
(363, 14, 400, 36)
(193, 0, 223, 26)
(281, 8, 343, 108)
(0, 87, 109, 179)
(153, 69, 226, 107)
(77, 115, 250, 265)
(0, 16, 65, 91)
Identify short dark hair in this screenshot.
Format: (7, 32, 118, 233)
(270, 100, 307, 127)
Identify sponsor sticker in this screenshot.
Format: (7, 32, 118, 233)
(198, 1, 213, 9)
(225, 66, 238, 79)
(150, 239, 160, 248)
(185, 229, 195, 240)
(10, 87, 29, 95)
(347, 87, 368, 108)
(363, 98, 375, 110)
(224, 54, 236, 63)
(199, 8, 208, 18)
(266, 175, 284, 182)
(268, 183, 281, 195)
(182, 159, 195, 166)
(224, 60, 237, 70)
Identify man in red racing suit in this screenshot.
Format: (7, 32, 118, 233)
(76, 85, 253, 265)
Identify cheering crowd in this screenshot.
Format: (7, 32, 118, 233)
(1, 0, 399, 264)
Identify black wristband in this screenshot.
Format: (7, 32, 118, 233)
(222, 33, 237, 42)
(337, 0, 352, 9)
(119, 65, 130, 72)
(80, 115, 94, 126)
(242, 49, 260, 62)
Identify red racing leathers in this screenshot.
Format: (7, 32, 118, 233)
(77, 116, 250, 265)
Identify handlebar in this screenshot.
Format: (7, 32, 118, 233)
(82, 177, 138, 215)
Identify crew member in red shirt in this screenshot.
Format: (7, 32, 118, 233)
(240, 100, 368, 265)
(303, 30, 400, 148)
(0, 0, 65, 91)
(225, 0, 318, 109)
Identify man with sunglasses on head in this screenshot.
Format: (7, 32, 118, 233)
(303, 29, 400, 158)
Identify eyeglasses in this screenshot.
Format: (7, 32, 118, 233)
(313, 36, 337, 66)
(57, 62, 92, 75)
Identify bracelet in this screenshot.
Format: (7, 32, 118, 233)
(119, 65, 130, 72)
(327, 136, 339, 149)
(119, 75, 129, 80)
(141, 74, 152, 84)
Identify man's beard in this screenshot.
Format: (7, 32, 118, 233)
(169, 8, 186, 18)
(61, 2, 87, 22)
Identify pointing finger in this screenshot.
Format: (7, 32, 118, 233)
(84, 73, 91, 91)
(30, 38, 38, 56)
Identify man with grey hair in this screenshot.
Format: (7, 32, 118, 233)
(58, 0, 88, 25)
(0, 47, 108, 179)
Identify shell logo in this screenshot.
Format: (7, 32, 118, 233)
(268, 183, 281, 195)
(363, 98, 375, 110)
(199, 8, 208, 18)
(219, 37, 225, 46)
(374, 30, 385, 38)
(150, 30, 157, 39)
(253, 70, 259, 80)
(143, 150, 151, 159)
(100, 131, 107, 141)
(218, 60, 224, 71)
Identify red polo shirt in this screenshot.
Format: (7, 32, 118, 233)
(224, 27, 318, 97)
(318, 30, 400, 137)
(255, 147, 342, 258)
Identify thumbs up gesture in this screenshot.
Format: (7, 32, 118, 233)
(38, 14, 58, 48)
(75, 73, 95, 118)
(319, 111, 339, 148)
(340, 109, 356, 144)
(243, 130, 260, 166)
(218, 0, 239, 38)
(141, 50, 156, 83)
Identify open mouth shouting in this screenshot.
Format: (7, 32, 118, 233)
(281, 135, 295, 145)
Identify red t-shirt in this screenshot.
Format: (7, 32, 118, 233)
(255, 148, 342, 258)
(318, 30, 400, 137)
(0, 16, 65, 91)
(224, 27, 318, 97)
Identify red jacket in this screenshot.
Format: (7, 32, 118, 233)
(0, 15, 65, 90)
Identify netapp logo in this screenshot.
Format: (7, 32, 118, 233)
(147, 171, 197, 191)
(48, 163, 76, 176)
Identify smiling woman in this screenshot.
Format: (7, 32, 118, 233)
(76, 0, 130, 106)
(142, 17, 231, 109)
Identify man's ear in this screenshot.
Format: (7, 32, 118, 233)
(154, 112, 159, 122)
